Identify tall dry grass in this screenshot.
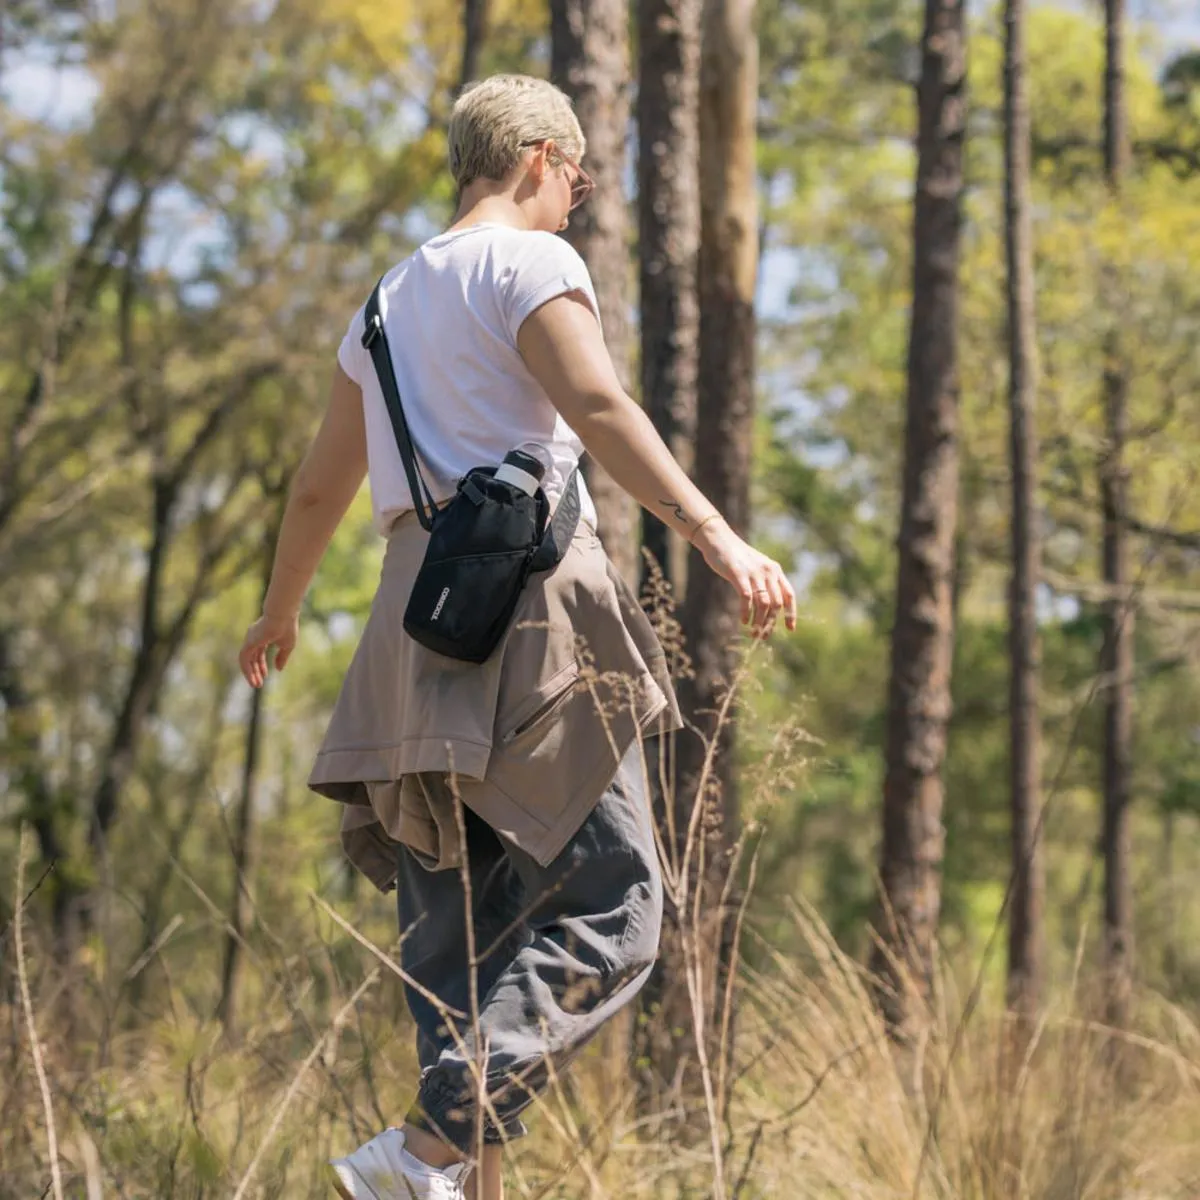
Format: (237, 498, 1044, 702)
(5, 826, 1199, 1197)
(3, 625, 1199, 1198)
(2, 873, 1200, 1200)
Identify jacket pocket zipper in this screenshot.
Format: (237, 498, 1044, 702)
(501, 672, 579, 745)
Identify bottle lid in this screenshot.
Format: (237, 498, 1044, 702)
(504, 444, 549, 481)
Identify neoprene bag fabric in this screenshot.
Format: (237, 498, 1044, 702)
(402, 468, 548, 662)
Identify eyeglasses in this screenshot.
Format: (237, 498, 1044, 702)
(520, 139, 595, 211)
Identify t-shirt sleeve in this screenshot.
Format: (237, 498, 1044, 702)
(337, 304, 368, 385)
(499, 233, 598, 345)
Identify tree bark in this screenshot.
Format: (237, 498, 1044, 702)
(216, 678, 266, 1036)
(0, 629, 75, 954)
(1103, 0, 1130, 185)
(215, 507, 282, 1035)
(549, 0, 639, 588)
(869, 0, 965, 1036)
(654, 0, 757, 1101)
(459, 0, 490, 92)
(1101, 0, 1134, 1031)
(634, 0, 703, 1110)
(638, 0, 701, 600)
(1003, 0, 1044, 1025)
(1160, 807, 1177, 984)
(88, 475, 177, 860)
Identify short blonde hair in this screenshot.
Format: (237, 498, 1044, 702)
(448, 74, 585, 190)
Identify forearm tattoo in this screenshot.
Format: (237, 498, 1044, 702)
(659, 498, 689, 523)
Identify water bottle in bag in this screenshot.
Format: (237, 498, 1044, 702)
(494, 442, 551, 496)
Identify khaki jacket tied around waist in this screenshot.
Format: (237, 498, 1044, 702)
(307, 512, 682, 891)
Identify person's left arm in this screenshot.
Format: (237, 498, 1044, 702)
(239, 364, 368, 688)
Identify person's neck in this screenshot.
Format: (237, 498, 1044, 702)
(448, 193, 531, 233)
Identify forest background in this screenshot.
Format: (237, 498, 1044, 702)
(3, 0, 1200, 1196)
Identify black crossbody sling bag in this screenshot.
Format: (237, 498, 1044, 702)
(361, 277, 582, 664)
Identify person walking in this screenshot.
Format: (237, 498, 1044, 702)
(238, 74, 795, 1200)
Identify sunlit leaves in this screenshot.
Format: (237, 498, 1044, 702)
(753, 0, 1200, 965)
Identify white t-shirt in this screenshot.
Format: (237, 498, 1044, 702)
(338, 223, 600, 536)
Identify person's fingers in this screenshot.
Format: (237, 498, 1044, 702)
(749, 584, 765, 630)
(762, 571, 786, 635)
(750, 574, 774, 631)
(734, 569, 753, 624)
(238, 639, 256, 687)
(715, 551, 795, 636)
(275, 638, 294, 671)
(780, 567, 798, 631)
(240, 630, 270, 688)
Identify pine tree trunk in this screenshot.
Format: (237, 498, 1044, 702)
(638, 0, 701, 600)
(444, 0, 489, 115)
(1003, 0, 1044, 1025)
(1101, 0, 1134, 1031)
(550, 0, 639, 588)
(459, 0, 489, 92)
(659, 0, 757, 1099)
(633, 0, 703, 1112)
(870, 0, 966, 1036)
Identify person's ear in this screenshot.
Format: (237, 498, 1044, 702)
(528, 141, 549, 186)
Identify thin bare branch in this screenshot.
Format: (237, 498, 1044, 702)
(14, 826, 65, 1200)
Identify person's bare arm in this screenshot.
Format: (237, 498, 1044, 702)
(518, 293, 718, 543)
(239, 365, 368, 686)
(517, 293, 796, 632)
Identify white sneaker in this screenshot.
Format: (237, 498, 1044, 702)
(329, 1127, 470, 1199)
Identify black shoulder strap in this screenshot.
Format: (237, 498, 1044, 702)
(362, 278, 439, 532)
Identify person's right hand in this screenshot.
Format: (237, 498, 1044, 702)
(692, 517, 797, 636)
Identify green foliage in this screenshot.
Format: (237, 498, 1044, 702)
(752, 0, 1200, 991)
(0, 0, 544, 988)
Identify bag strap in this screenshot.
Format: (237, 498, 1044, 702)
(529, 467, 582, 573)
(362, 277, 439, 532)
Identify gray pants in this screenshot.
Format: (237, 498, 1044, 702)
(396, 745, 663, 1152)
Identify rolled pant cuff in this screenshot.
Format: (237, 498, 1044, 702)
(407, 1070, 530, 1151)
